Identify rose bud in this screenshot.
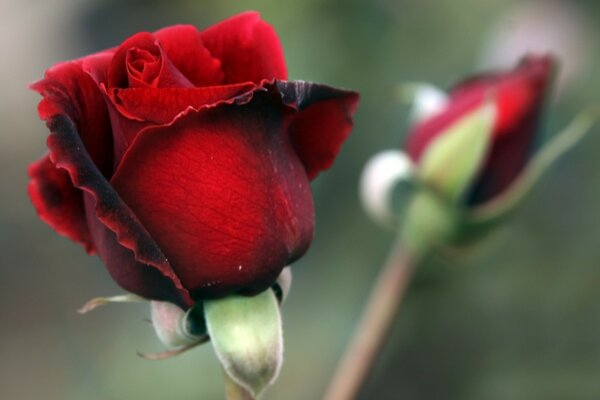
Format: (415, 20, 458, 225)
(406, 54, 554, 206)
(361, 54, 597, 252)
(28, 11, 359, 309)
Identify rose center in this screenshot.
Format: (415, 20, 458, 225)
(126, 47, 161, 87)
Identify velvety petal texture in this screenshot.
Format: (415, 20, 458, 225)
(406, 55, 554, 205)
(29, 12, 359, 304)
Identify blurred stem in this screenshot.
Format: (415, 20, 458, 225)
(223, 370, 254, 400)
(324, 243, 419, 400)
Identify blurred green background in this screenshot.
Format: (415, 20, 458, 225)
(2, 0, 600, 399)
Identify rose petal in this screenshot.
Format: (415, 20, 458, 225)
(29, 59, 113, 250)
(154, 24, 224, 86)
(276, 81, 360, 180)
(105, 83, 258, 166)
(459, 55, 554, 204)
(125, 47, 161, 88)
(81, 51, 115, 87)
(44, 114, 193, 307)
(200, 11, 287, 84)
(28, 156, 93, 252)
(107, 32, 193, 89)
(449, 55, 553, 139)
(110, 83, 257, 125)
(467, 125, 537, 204)
(110, 90, 315, 299)
(31, 60, 113, 176)
(83, 193, 193, 308)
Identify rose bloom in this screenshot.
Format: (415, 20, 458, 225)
(406, 55, 554, 205)
(29, 12, 358, 308)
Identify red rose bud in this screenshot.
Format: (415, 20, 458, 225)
(29, 12, 359, 308)
(406, 54, 554, 205)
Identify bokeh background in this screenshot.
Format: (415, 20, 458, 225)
(2, 0, 600, 399)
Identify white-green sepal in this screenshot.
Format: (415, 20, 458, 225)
(150, 301, 207, 348)
(205, 289, 283, 398)
(78, 293, 145, 314)
(360, 150, 416, 229)
(273, 266, 292, 304)
(397, 82, 448, 123)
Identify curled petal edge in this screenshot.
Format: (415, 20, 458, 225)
(112, 79, 359, 183)
(45, 114, 194, 307)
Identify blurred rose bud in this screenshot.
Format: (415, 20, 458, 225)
(361, 55, 598, 253)
(406, 54, 554, 206)
(362, 55, 554, 227)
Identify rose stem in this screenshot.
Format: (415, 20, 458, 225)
(324, 243, 418, 400)
(223, 370, 254, 400)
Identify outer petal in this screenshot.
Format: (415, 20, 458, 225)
(109, 83, 256, 125)
(31, 60, 113, 176)
(28, 156, 93, 252)
(43, 114, 193, 307)
(29, 59, 113, 250)
(154, 25, 224, 86)
(200, 12, 287, 84)
(83, 194, 192, 308)
(110, 88, 317, 299)
(457, 56, 554, 203)
(106, 81, 359, 179)
(448, 55, 553, 140)
(105, 83, 258, 166)
(276, 81, 360, 180)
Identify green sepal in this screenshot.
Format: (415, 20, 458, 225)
(150, 301, 207, 348)
(418, 101, 496, 204)
(78, 293, 145, 314)
(400, 188, 461, 256)
(204, 289, 283, 398)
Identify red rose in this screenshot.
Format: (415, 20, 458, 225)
(29, 12, 358, 308)
(406, 55, 554, 205)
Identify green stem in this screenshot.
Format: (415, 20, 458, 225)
(224, 370, 255, 400)
(323, 244, 419, 400)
